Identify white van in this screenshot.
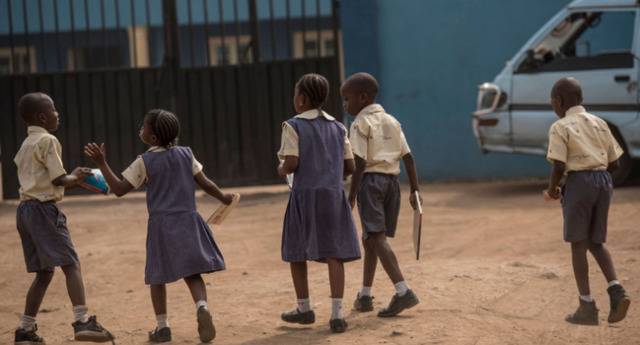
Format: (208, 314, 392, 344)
(472, 0, 640, 184)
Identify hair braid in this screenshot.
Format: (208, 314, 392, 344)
(296, 73, 329, 109)
(146, 109, 180, 147)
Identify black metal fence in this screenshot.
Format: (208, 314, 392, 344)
(0, 0, 342, 199)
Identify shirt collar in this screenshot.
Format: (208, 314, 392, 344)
(147, 146, 167, 152)
(357, 103, 385, 117)
(27, 126, 49, 135)
(565, 105, 586, 117)
(294, 109, 335, 121)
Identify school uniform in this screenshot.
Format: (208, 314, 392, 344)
(14, 126, 79, 272)
(547, 105, 624, 243)
(278, 109, 361, 263)
(122, 146, 225, 284)
(349, 104, 411, 239)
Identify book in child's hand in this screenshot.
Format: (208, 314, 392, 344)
(412, 191, 423, 260)
(79, 169, 110, 194)
(207, 193, 241, 225)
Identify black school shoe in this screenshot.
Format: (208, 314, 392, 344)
(353, 294, 374, 312)
(72, 315, 115, 342)
(608, 284, 631, 323)
(14, 325, 45, 345)
(565, 299, 599, 326)
(378, 289, 420, 317)
(148, 327, 171, 343)
(329, 318, 347, 333)
(197, 306, 216, 343)
(281, 309, 316, 324)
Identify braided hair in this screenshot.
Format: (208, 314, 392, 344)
(145, 109, 180, 148)
(295, 73, 330, 109)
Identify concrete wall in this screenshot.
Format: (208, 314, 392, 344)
(341, 0, 571, 180)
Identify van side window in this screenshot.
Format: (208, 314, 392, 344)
(516, 11, 636, 73)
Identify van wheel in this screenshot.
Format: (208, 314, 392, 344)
(610, 127, 631, 186)
(611, 151, 632, 187)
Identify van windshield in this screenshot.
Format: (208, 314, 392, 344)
(517, 11, 636, 73)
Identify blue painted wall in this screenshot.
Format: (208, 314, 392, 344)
(341, 0, 572, 180)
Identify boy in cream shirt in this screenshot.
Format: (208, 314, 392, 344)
(341, 73, 421, 317)
(545, 78, 630, 325)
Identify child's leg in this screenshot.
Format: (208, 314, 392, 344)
(184, 274, 207, 304)
(588, 243, 617, 283)
(24, 270, 55, 317)
(361, 237, 378, 291)
(327, 258, 345, 321)
(570, 240, 591, 297)
(150, 284, 167, 316)
(61, 263, 91, 323)
(290, 262, 310, 299)
(370, 232, 404, 284)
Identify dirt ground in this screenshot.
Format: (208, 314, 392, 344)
(0, 180, 638, 345)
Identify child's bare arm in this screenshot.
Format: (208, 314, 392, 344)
(84, 143, 134, 197)
(344, 158, 355, 177)
(278, 156, 299, 177)
(194, 171, 234, 205)
(402, 153, 422, 209)
(607, 159, 619, 173)
(546, 159, 565, 200)
(52, 167, 91, 188)
(348, 155, 366, 209)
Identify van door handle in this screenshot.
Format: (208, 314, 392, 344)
(614, 75, 631, 83)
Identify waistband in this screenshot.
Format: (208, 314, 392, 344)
(567, 169, 608, 175)
(363, 172, 398, 178)
(20, 199, 56, 205)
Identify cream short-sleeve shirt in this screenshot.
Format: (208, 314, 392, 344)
(547, 106, 623, 173)
(277, 109, 354, 160)
(14, 126, 68, 202)
(122, 146, 203, 189)
(349, 104, 411, 175)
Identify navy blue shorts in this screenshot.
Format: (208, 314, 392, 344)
(561, 171, 613, 244)
(16, 200, 79, 272)
(357, 173, 401, 240)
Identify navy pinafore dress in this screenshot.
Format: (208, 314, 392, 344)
(281, 116, 361, 263)
(142, 146, 225, 284)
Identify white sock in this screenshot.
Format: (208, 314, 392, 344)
(394, 281, 409, 296)
(73, 305, 90, 323)
(297, 298, 311, 312)
(156, 314, 169, 329)
(359, 286, 372, 297)
(608, 280, 621, 288)
(331, 298, 343, 320)
(196, 300, 208, 310)
(580, 295, 594, 303)
(19, 315, 36, 331)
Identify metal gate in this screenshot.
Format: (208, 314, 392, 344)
(0, 0, 342, 199)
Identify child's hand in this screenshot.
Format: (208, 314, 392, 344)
(69, 167, 92, 186)
(84, 143, 107, 164)
(221, 193, 235, 205)
(277, 161, 287, 178)
(543, 187, 561, 201)
(409, 191, 423, 210)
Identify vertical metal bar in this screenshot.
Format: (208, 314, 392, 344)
(22, 0, 33, 73)
(301, 0, 306, 59)
(188, 0, 196, 67)
(162, 0, 181, 109)
(248, 0, 260, 62)
(268, 0, 276, 61)
(130, 0, 138, 67)
(218, 0, 226, 65)
(68, 0, 77, 71)
(331, 0, 340, 60)
(101, 0, 107, 67)
(144, 0, 152, 66)
(285, 0, 291, 59)
(37, 0, 48, 72)
(83, 0, 91, 63)
(53, 0, 63, 71)
(115, 0, 122, 67)
(315, 0, 321, 57)
(203, 0, 211, 66)
(233, 0, 241, 64)
(7, 0, 15, 73)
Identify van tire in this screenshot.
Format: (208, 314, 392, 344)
(610, 126, 632, 187)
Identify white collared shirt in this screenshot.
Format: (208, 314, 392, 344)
(277, 109, 354, 160)
(122, 146, 203, 189)
(547, 105, 623, 173)
(349, 104, 411, 175)
(14, 126, 68, 201)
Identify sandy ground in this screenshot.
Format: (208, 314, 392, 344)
(0, 180, 638, 345)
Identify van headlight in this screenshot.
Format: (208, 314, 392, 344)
(473, 83, 506, 116)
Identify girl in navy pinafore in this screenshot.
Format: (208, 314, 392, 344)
(84, 109, 231, 343)
(277, 74, 360, 333)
